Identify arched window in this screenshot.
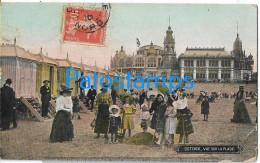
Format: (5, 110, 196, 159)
(119, 59, 125, 67)
(126, 58, 132, 67)
(135, 57, 144, 67)
(148, 58, 156, 67)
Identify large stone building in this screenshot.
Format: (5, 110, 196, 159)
(110, 26, 254, 81)
(110, 26, 179, 79)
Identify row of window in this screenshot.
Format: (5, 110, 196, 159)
(183, 59, 232, 68)
(184, 60, 194, 67)
(184, 70, 231, 79)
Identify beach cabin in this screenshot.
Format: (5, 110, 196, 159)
(34, 48, 58, 97)
(1, 43, 38, 98)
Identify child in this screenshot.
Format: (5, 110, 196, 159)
(140, 104, 150, 133)
(164, 101, 177, 145)
(121, 99, 136, 140)
(72, 95, 81, 120)
(109, 105, 121, 144)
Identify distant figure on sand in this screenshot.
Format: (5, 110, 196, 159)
(201, 96, 210, 121)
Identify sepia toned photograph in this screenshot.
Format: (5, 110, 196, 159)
(0, 2, 258, 162)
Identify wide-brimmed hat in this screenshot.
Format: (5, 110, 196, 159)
(109, 105, 120, 113)
(60, 84, 73, 94)
(156, 93, 164, 98)
(5, 78, 12, 84)
(43, 80, 50, 83)
(173, 99, 187, 110)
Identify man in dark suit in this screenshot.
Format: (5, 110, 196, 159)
(111, 86, 118, 105)
(87, 85, 97, 111)
(40, 80, 51, 118)
(1, 79, 16, 130)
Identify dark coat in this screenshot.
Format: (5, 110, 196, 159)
(87, 89, 97, 100)
(111, 89, 118, 102)
(73, 98, 81, 113)
(1, 84, 16, 115)
(176, 108, 194, 135)
(40, 85, 51, 102)
(149, 101, 167, 132)
(109, 115, 121, 133)
(201, 101, 210, 114)
(139, 92, 146, 105)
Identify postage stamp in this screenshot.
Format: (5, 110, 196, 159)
(62, 5, 110, 45)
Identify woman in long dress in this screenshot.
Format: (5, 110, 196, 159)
(50, 90, 74, 142)
(149, 93, 167, 145)
(174, 94, 194, 144)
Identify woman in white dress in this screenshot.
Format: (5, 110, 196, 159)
(50, 89, 74, 142)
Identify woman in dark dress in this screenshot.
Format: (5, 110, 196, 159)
(174, 94, 194, 144)
(50, 90, 74, 142)
(201, 96, 210, 121)
(149, 93, 167, 145)
(94, 88, 112, 139)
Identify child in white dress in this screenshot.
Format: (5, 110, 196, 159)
(140, 104, 150, 133)
(164, 101, 177, 145)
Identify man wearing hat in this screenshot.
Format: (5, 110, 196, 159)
(40, 80, 51, 118)
(87, 85, 97, 111)
(1, 79, 16, 130)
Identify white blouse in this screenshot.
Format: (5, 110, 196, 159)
(56, 96, 72, 113)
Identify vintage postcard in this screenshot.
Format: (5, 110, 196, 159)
(0, 2, 258, 162)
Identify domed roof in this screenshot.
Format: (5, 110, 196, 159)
(147, 42, 156, 56)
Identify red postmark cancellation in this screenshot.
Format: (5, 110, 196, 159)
(62, 7, 107, 45)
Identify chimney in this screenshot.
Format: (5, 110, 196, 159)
(121, 46, 123, 51)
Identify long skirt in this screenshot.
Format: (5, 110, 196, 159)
(232, 100, 250, 123)
(176, 117, 194, 135)
(50, 110, 74, 142)
(94, 104, 110, 134)
(122, 114, 134, 130)
(165, 116, 177, 134)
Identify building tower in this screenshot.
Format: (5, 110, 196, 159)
(231, 23, 254, 81)
(163, 25, 176, 56)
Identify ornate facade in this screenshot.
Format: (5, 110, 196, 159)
(111, 26, 254, 81)
(110, 26, 179, 78)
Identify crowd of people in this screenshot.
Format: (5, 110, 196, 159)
(89, 85, 195, 145)
(0, 78, 255, 146)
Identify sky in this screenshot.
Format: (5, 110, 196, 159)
(1, 3, 257, 72)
